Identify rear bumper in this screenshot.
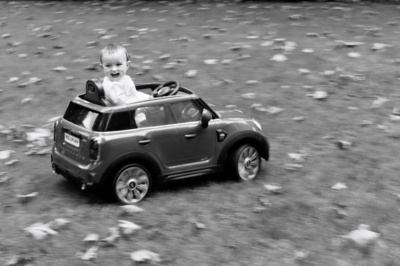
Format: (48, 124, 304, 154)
(51, 146, 106, 185)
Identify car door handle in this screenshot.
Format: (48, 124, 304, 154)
(138, 139, 151, 145)
(185, 133, 196, 139)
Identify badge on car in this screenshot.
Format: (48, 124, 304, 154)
(65, 132, 80, 148)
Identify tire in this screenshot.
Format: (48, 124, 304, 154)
(229, 144, 261, 181)
(112, 164, 152, 204)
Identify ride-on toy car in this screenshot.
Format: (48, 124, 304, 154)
(51, 80, 269, 204)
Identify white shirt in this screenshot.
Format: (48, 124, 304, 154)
(103, 75, 151, 105)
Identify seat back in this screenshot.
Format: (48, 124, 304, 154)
(85, 79, 107, 106)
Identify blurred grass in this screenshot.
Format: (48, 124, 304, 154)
(1, 1, 400, 265)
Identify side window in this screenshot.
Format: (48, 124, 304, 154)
(107, 111, 133, 131)
(130, 104, 167, 128)
(171, 100, 203, 123)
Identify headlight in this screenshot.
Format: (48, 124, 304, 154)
(252, 118, 262, 131)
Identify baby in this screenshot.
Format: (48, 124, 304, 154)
(100, 43, 151, 105)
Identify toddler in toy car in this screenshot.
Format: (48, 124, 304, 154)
(100, 43, 151, 105)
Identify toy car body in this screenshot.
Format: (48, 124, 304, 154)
(51, 80, 269, 204)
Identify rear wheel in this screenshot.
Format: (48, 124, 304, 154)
(112, 164, 152, 204)
(229, 144, 261, 181)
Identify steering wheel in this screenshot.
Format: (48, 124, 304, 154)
(152, 81, 180, 98)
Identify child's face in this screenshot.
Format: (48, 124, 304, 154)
(101, 50, 130, 82)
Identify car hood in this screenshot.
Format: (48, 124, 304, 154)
(215, 107, 251, 120)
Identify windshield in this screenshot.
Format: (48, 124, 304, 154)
(63, 102, 104, 131)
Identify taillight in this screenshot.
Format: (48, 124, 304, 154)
(89, 138, 100, 161)
(53, 121, 58, 142)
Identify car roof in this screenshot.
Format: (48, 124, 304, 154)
(73, 93, 200, 113)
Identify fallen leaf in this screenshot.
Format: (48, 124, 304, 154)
(16, 192, 38, 203)
(51, 66, 68, 72)
(302, 48, 314, 53)
(241, 93, 257, 99)
(320, 70, 336, 76)
(118, 220, 141, 235)
(204, 59, 218, 65)
(292, 116, 306, 121)
(336, 40, 365, 48)
(4, 159, 19, 166)
(246, 80, 259, 85)
(331, 182, 347, 190)
(0, 150, 15, 160)
(294, 250, 310, 262)
(131, 250, 161, 263)
(7, 77, 19, 83)
(21, 97, 33, 104)
(264, 184, 283, 194)
(285, 163, 303, 170)
(47, 218, 70, 230)
(185, 70, 198, 78)
(347, 52, 361, 58)
(84, 234, 100, 243)
(26, 128, 51, 141)
(24, 222, 58, 240)
(389, 115, 400, 122)
(120, 205, 144, 214)
(259, 197, 272, 206)
(307, 91, 328, 100)
(336, 140, 352, 150)
(288, 153, 306, 162)
(297, 68, 310, 75)
(78, 246, 98, 261)
(342, 224, 380, 247)
(270, 54, 287, 62)
(371, 43, 390, 51)
(371, 97, 389, 108)
(264, 106, 284, 115)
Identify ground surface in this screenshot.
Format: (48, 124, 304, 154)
(1, 1, 400, 265)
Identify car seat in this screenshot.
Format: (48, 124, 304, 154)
(85, 79, 111, 106)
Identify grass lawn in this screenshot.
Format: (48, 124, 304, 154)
(1, 1, 400, 265)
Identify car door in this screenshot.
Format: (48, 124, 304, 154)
(128, 104, 186, 168)
(170, 100, 216, 165)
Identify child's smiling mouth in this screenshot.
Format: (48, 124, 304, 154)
(111, 73, 120, 78)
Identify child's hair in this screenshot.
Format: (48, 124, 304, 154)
(100, 43, 129, 63)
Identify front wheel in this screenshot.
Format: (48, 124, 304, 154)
(229, 144, 261, 181)
(112, 164, 152, 204)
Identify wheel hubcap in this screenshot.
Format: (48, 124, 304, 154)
(116, 167, 149, 204)
(238, 146, 260, 180)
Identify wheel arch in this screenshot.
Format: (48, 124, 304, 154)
(218, 132, 269, 167)
(100, 151, 162, 188)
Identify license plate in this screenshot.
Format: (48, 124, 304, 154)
(65, 132, 80, 148)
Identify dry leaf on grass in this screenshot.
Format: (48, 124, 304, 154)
(131, 250, 161, 263)
(331, 182, 347, 190)
(204, 59, 218, 65)
(16, 192, 38, 203)
(185, 70, 198, 78)
(270, 54, 287, 62)
(118, 220, 141, 235)
(83, 233, 100, 243)
(77, 246, 98, 261)
(4, 159, 19, 166)
(24, 222, 58, 240)
(51, 66, 68, 72)
(0, 150, 15, 160)
(342, 224, 380, 247)
(264, 184, 283, 194)
(307, 91, 328, 100)
(47, 218, 70, 230)
(120, 205, 144, 214)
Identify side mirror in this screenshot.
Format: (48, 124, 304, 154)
(201, 109, 212, 128)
